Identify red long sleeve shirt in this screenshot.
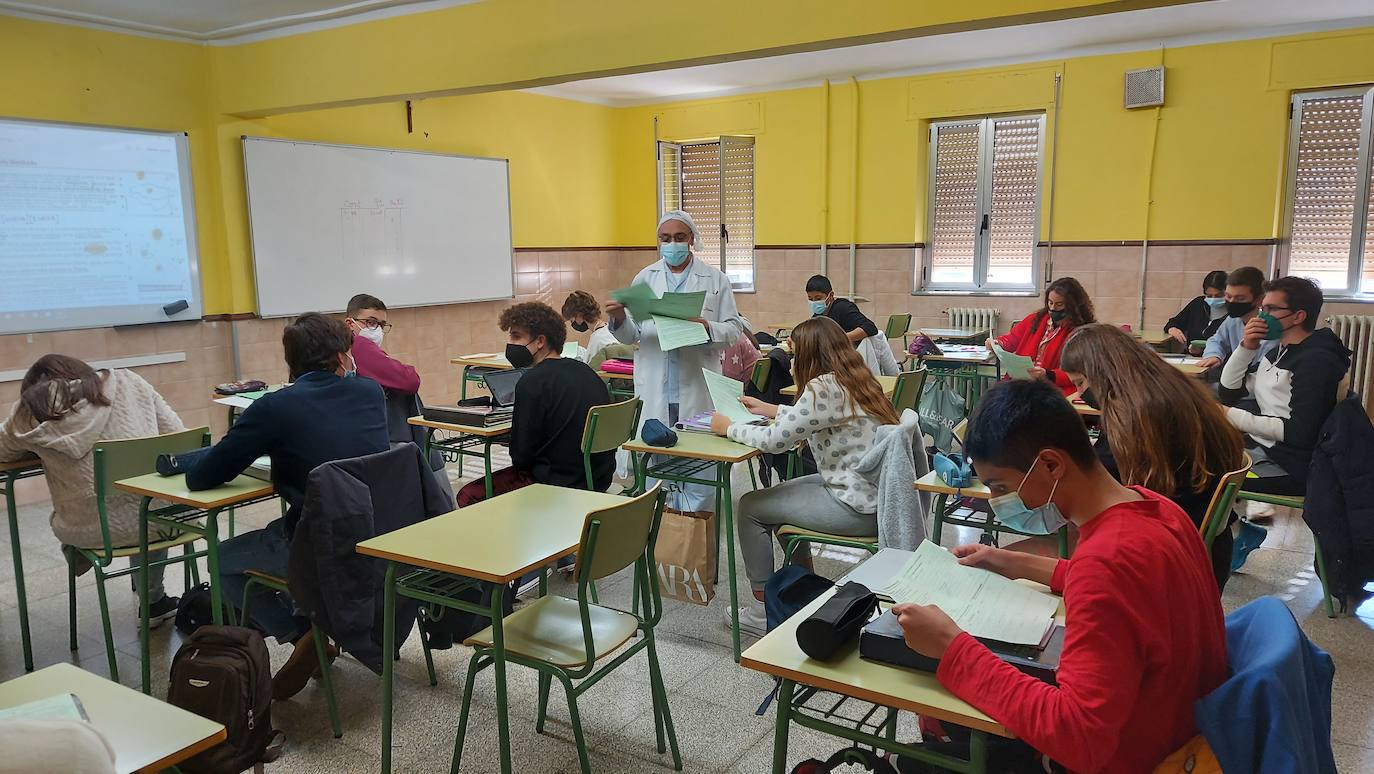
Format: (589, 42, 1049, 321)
(350, 334, 421, 394)
(995, 312, 1077, 395)
(936, 488, 1227, 774)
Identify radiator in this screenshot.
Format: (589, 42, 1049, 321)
(947, 307, 999, 335)
(1328, 315, 1374, 413)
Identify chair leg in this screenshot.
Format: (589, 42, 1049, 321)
(535, 671, 552, 733)
(748, 459, 759, 491)
(1313, 541, 1339, 618)
(558, 672, 592, 774)
(645, 628, 682, 770)
(311, 625, 342, 739)
(450, 652, 487, 774)
(66, 548, 79, 652)
(419, 609, 438, 687)
(588, 580, 599, 606)
(91, 567, 119, 682)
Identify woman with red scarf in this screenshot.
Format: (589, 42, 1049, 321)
(996, 277, 1095, 395)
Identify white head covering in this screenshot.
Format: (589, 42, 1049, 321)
(657, 210, 702, 246)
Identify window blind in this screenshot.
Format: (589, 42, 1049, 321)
(985, 117, 1041, 287)
(656, 138, 756, 289)
(720, 136, 756, 290)
(1288, 94, 1365, 292)
(928, 122, 981, 287)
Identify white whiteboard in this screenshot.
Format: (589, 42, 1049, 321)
(0, 117, 203, 334)
(242, 137, 514, 318)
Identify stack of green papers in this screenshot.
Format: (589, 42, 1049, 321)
(611, 282, 710, 351)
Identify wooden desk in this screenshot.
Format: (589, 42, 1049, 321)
(1135, 329, 1173, 348)
(0, 456, 44, 672)
(781, 374, 898, 399)
(764, 322, 798, 339)
(0, 663, 225, 774)
(919, 326, 989, 341)
(451, 354, 513, 400)
(913, 471, 1069, 556)
(358, 484, 626, 774)
(622, 432, 760, 661)
(408, 416, 512, 499)
(1068, 393, 1101, 417)
(594, 369, 635, 400)
(742, 587, 1006, 774)
(114, 473, 276, 693)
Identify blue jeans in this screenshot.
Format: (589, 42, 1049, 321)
(217, 518, 305, 643)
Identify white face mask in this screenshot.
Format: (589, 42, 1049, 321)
(358, 325, 384, 345)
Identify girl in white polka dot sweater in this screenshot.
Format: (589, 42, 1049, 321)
(710, 316, 900, 633)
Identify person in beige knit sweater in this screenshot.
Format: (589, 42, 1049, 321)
(0, 355, 186, 623)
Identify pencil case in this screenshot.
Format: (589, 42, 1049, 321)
(795, 581, 877, 661)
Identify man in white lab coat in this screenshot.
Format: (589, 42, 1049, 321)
(605, 210, 744, 516)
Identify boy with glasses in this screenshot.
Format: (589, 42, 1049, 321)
(345, 293, 420, 395)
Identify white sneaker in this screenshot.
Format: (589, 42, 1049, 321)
(1247, 500, 1277, 521)
(725, 604, 768, 638)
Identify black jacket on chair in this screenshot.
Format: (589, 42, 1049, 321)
(1303, 393, 1374, 601)
(288, 444, 453, 673)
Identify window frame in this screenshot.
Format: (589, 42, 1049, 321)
(656, 136, 757, 292)
(1281, 85, 1374, 299)
(919, 112, 1046, 293)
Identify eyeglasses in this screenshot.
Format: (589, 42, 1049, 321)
(1259, 305, 1291, 315)
(355, 317, 393, 331)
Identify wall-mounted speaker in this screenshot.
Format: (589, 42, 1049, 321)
(1124, 66, 1165, 109)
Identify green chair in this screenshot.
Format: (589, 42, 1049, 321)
(70, 427, 210, 681)
(591, 344, 636, 401)
(890, 367, 928, 415)
(452, 485, 682, 774)
(1200, 455, 1251, 550)
(241, 570, 343, 738)
(884, 313, 912, 351)
(749, 357, 772, 393)
(1235, 489, 1340, 617)
(580, 397, 643, 605)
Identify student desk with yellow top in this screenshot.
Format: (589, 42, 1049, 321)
(1, 455, 43, 672)
(621, 431, 761, 662)
(357, 484, 628, 774)
(114, 473, 277, 694)
(781, 374, 898, 399)
(451, 353, 512, 399)
(408, 416, 512, 498)
(742, 585, 1010, 774)
(919, 326, 990, 342)
(915, 470, 1069, 558)
(1136, 329, 1174, 349)
(0, 662, 226, 773)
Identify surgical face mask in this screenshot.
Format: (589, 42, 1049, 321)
(570, 320, 589, 333)
(809, 299, 828, 316)
(1048, 309, 1068, 323)
(342, 354, 358, 378)
(505, 341, 536, 369)
(358, 325, 384, 345)
(987, 456, 1069, 535)
(660, 241, 691, 267)
(1204, 296, 1227, 310)
(1226, 300, 1254, 318)
(1258, 310, 1288, 341)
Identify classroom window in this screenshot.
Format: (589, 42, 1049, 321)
(921, 114, 1044, 292)
(657, 136, 756, 291)
(1283, 87, 1374, 296)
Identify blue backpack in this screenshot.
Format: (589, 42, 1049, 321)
(764, 565, 833, 632)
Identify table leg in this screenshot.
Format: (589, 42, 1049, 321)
(138, 497, 152, 694)
(931, 492, 949, 546)
(721, 461, 742, 663)
(423, 426, 435, 460)
(490, 582, 513, 774)
(483, 438, 495, 500)
(459, 365, 471, 401)
(381, 563, 397, 773)
(969, 730, 988, 773)
(4, 473, 33, 672)
(771, 678, 795, 774)
(206, 508, 224, 625)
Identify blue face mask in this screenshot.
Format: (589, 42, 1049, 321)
(809, 299, 828, 316)
(1203, 296, 1227, 310)
(660, 241, 691, 267)
(343, 354, 357, 379)
(987, 456, 1069, 535)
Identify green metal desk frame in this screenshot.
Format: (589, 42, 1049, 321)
(2, 460, 45, 672)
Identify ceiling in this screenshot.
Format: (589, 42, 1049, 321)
(526, 0, 1374, 106)
(0, 0, 479, 42)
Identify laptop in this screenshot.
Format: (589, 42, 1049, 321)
(482, 367, 525, 409)
(422, 367, 525, 426)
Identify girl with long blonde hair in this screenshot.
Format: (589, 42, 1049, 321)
(709, 316, 898, 633)
(1060, 323, 1244, 589)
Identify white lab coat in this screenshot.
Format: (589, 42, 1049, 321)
(611, 256, 744, 426)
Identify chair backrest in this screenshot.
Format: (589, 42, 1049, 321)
(951, 418, 969, 446)
(884, 313, 912, 339)
(576, 485, 663, 582)
(749, 357, 772, 393)
(581, 397, 641, 489)
(92, 426, 210, 554)
(1200, 453, 1252, 548)
(891, 368, 927, 414)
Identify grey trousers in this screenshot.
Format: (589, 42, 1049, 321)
(737, 474, 876, 590)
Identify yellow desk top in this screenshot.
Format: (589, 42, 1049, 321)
(765, 321, 798, 333)
(920, 349, 994, 364)
(1068, 393, 1102, 417)
(1135, 330, 1173, 346)
(622, 431, 760, 463)
(0, 456, 42, 474)
(920, 327, 987, 340)
(781, 374, 897, 398)
(913, 470, 992, 500)
(595, 370, 633, 380)
(0, 662, 226, 774)
(113, 473, 275, 510)
(451, 354, 513, 370)
(740, 587, 1008, 738)
(408, 416, 513, 438)
(1170, 361, 1205, 376)
(356, 484, 625, 583)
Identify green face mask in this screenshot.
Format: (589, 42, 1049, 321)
(1258, 310, 1286, 341)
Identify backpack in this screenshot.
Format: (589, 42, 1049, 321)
(167, 626, 280, 773)
(174, 583, 236, 637)
(764, 565, 833, 632)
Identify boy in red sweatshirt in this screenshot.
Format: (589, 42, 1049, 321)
(894, 379, 1227, 774)
(344, 293, 421, 394)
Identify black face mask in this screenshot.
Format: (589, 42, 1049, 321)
(505, 342, 535, 369)
(1226, 300, 1254, 318)
(1080, 388, 1100, 410)
(570, 321, 589, 332)
(1048, 309, 1068, 323)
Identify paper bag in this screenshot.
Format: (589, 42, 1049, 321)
(655, 509, 717, 605)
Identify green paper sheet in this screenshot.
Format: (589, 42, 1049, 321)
(702, 368, 758, 424)
(611, 282, 659, 322)
(654, 315, 709, 351)
(610, 282, 706, 321)
(239, 390, 267, 401)
(562, 341, 580, 358)
(991, 341, 1035, 380)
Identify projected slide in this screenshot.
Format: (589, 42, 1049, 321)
(0, 119, 200, 333)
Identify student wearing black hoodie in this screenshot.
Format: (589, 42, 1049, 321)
(1219, 276, 1350, 497)
(1164, 270, 1229, 350)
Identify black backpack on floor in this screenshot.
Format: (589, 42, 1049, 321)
(167, 625, 280, 773)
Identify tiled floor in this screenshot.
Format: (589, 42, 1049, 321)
(1, 457, 1371, 772)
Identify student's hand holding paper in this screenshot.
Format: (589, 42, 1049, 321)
(892, 602, 962, 658)
(709, 412, 733, 435)
(951, 544, 1059, 587)
(1026, 366, 1046, 381)
(604, 300, 626, 325)
(739, 396, 777, 418)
